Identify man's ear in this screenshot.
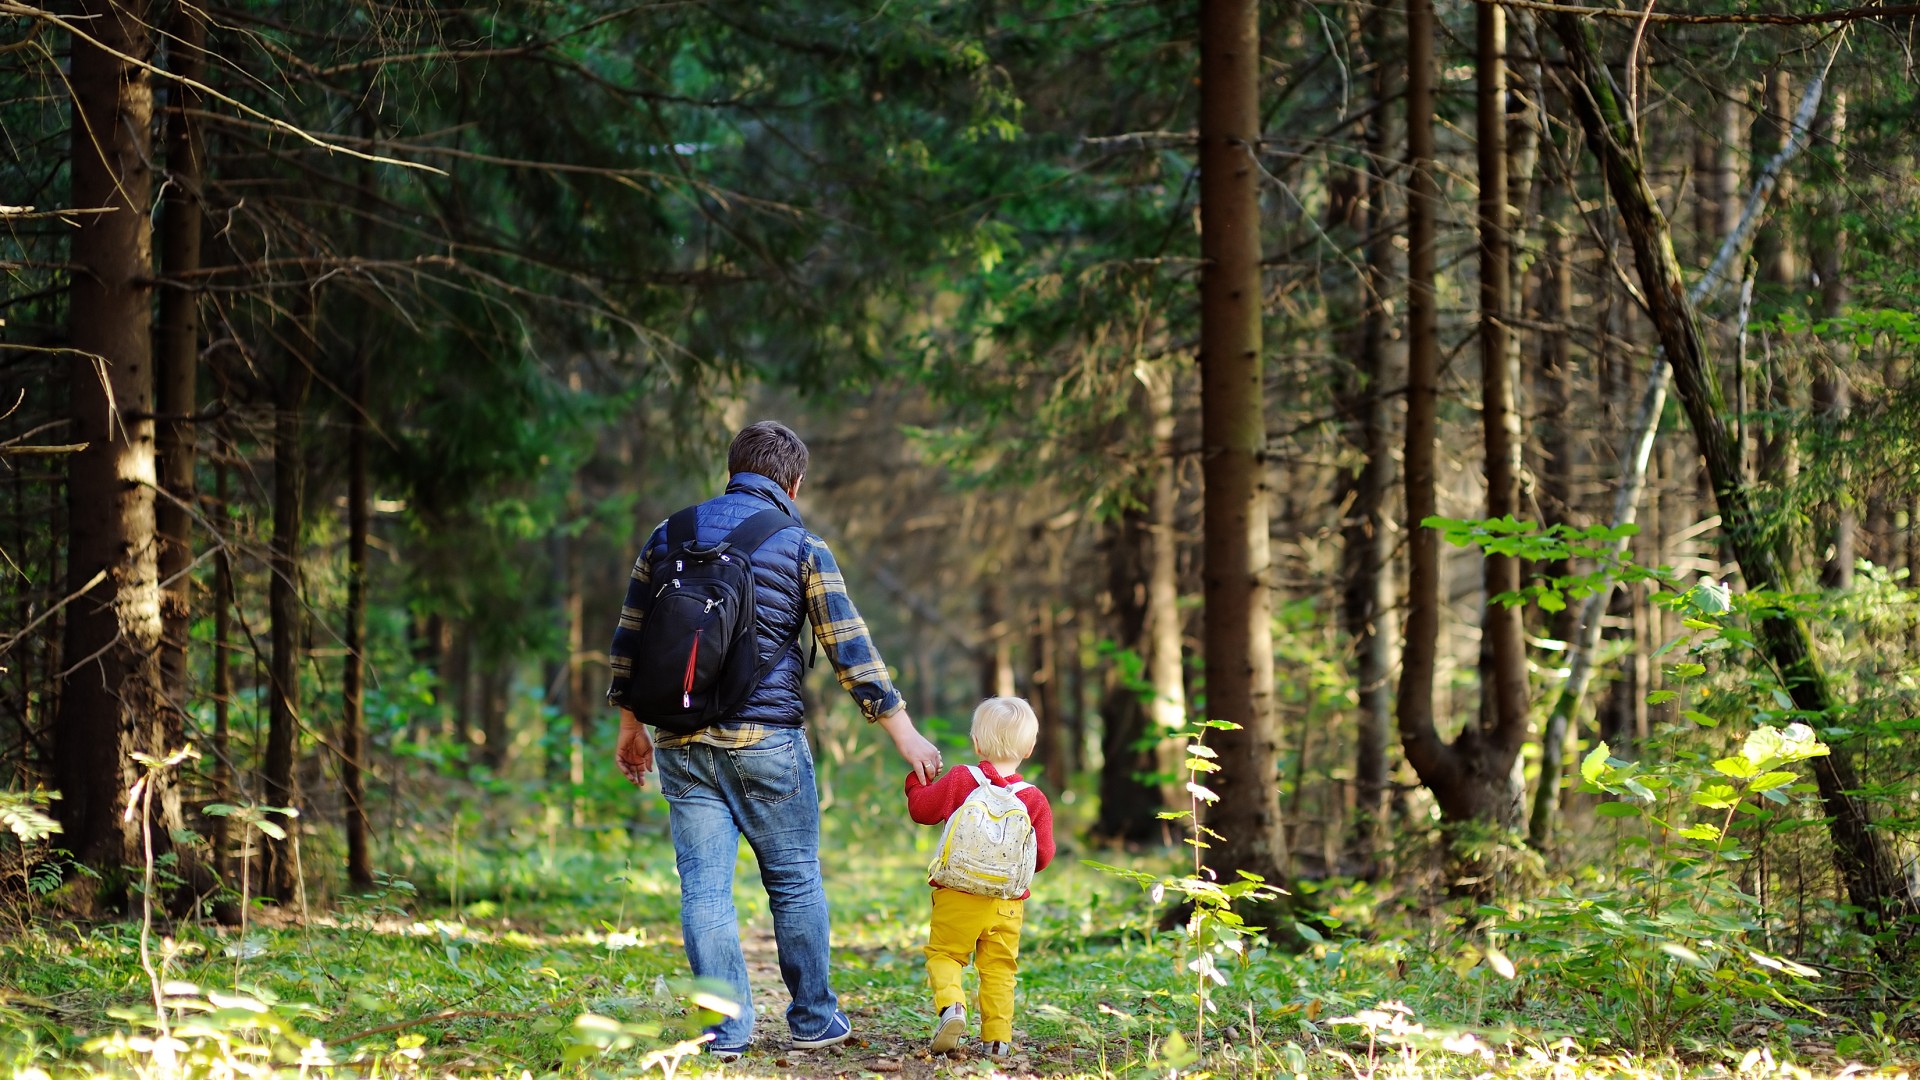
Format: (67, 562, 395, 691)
(787, 476, 804, 500)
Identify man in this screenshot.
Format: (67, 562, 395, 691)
(608, 420, 942, 1060)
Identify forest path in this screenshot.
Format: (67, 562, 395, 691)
(722, 917, 1058, 1078)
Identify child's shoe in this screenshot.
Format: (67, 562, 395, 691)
(984, 1041, 1014, 1058)
(931, 1004, 967, 1053)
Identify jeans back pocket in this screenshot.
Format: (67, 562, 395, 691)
(656, 746, 702, 799)
(729, 737, 800, 804)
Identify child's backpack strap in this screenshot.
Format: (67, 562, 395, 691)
(964, 765, 989, 789)
(1005, 781, 1032, 795)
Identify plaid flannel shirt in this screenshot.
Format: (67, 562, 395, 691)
(607, 530, 903, 750)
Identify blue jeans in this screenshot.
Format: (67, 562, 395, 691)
(655, 727, 840, 1049)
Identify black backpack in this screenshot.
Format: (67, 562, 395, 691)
(625, 505, 804, 735)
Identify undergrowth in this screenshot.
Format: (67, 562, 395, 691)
(1, 742, 1915, 1078)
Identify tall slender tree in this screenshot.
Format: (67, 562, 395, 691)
(262, 329, 314, 901)
(1342, 6, 1400, 868)
(1811, 93, 1852, 590)
(1475, 0, 1530, 823)
(1395, 0, 1447, 824)
(156, 0, 206, 723)
(342, 345, 373, 887)
(53, 0, 190, 902)
(1198, 0, 1286, 886)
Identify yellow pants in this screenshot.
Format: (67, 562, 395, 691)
(924, 887, 1026, 1042)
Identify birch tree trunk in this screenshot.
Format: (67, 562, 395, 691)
(1811, 93, 1852, 590)
(1546, 13, 1917, 934)
(1528, 69, 1828, 849)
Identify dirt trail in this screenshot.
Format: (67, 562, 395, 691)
(722, 922, 1063, 1078)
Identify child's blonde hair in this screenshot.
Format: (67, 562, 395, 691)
(970, 696, 1039, 762)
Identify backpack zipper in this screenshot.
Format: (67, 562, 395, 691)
(682, 628, 702, 709)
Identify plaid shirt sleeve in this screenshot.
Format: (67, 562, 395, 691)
(604, 527, 660, 708)
(803, 533, 904, 722)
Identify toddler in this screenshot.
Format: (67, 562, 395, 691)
(904, 696, 1055, 1057)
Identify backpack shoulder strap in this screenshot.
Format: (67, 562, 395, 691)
(722, 508, 798, 556)
(1004, 781, 1033, 796)
(665, 506, 699, 550)
(964, 765, 989, 789)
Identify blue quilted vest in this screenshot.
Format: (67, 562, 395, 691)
(639, 472, 809, 727)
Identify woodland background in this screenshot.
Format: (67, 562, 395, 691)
(3, 0, 1920, 1076)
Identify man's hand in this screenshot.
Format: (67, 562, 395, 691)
(877, 707, 942, 785)
(616, 709, 654, 788)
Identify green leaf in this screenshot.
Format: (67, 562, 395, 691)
(1645, 691, 1678, 706)
(1670, 663, 1707, 678)
(1691, 784, 1741, 810)
(1682, 710, 1718, 728)
(1679, 823, 1722, 842)
(1537, 591, 1566, 613)
(1581, 743, 1612, 785)
(1596, 802, 1642, 818)
(1714, 756, 1760, 780)
(1745, 771, 1798, 794)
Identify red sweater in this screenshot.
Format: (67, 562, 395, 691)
(905, 762, 1055, 897)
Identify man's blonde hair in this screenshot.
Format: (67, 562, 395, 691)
(970, 696, 1039, 762)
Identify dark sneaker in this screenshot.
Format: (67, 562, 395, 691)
(791, 1010, 853, 1050)
(931, 1004, 967, 1053)
(707, 1044, 744, 1063)
(984, 1041, 1014, 1058)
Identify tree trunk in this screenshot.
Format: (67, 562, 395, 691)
(479, 659, 511, 772)
(1754, 73, 1800, 499)
(1198, 0, 1285, 886)
(1342, 14, 1398, 870)
(1031, 601, 1067, 791)
(1546, 12, 1917, 934)
(261, 340, 312, 901)
(156, 0, 205, 728)
(1810, 93, 1852, 591)
(547, 528, 573, 782)
(1396, 0, 1451, 815)
(980, 581, 1016, 700)
(53, 0, 183, 903)
(1141, 364, 1189, 739)
(1475, 0, 1529, 825)
(1096, 510, 1162, 843)
(342, 349, 374, 888)
(212, 457, 233, 881)
(567, 529, 588, 823)
(1061, 620, 1086, 773)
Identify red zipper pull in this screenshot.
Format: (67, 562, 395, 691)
(682, 628, 702, 709)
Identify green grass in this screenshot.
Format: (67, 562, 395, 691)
(2, 756, 1916, 1078)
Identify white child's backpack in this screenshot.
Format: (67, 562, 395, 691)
(928, 766, 1037, 900)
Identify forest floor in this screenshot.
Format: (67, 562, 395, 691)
(3, 760, 1918, 1078)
